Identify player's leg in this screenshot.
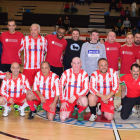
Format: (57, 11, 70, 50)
(104, 112, 114, 120)
(0, 97, 11, 117)
(88, 93, 98, 121)
(60, 111, 71, 122)
(47, 112, 55, 121)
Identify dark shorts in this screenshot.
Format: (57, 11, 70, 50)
(50, 65, 63, 78)
(0, 64, 11, 72)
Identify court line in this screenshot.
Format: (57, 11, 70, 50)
(0, 131, 29, 140)
(111, 119, 121, 140)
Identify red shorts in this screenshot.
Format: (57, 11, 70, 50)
(23, 69, 40, 86)
(33, 91, 55, 114)
(98, 97, 114, 114)
(7, 94, 26, 106)
(60, 100, 77, 112)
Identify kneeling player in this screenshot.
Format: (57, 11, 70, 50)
(0, 62, 30, 117)
(89, 58, 119, 121)
(26, 61, 59, 121)
(59, 57, 89, 121)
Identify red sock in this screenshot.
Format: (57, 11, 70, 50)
(77, 105, 87, 113)
(27, 100, 36, 111)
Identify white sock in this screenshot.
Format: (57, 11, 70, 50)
(1, 103, 9, 109)
(20, 102, 29, 109)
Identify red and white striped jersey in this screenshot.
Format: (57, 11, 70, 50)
(1, 73, 31, 101)
(59, 68, 89, 103)
(90, 68, 119, 101)
(19, 35, 47, 69)
(33, 71, 59, 99)
(0, 71, 6, 79)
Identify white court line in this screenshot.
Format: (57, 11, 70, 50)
(111, 119, 121, 140)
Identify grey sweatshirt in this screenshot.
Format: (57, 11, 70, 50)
(123, 20, 131, 28)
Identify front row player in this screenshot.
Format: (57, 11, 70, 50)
(59, 57, 89, 121)
(26, 61, 59, 121)
(0, 62, 30, 117)
(120, 64, 140, 120)
(89, 58, 119, 121)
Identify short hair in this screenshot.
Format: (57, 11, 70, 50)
(7, 19, 16, 25)
(98, 58, 108, 65)
(41, 61, 50, 68)
(91, 30, 99, 35)
(30, 23, 40, 31)
(131, 63, 140, 71)
(72, 28, 80, 34)
(126, 32, 133, 37)
(58, 26, 66, 31)
(134, 32, 140, 37)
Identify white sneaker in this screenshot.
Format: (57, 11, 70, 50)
(85, 106, 90, 112)
(132, 106, 138, 114)
(116, 104, 122, 112)
(3, 107, 11, 117)
(89, 114, 97, 122)
(18, 107, 25, 116)
(96, 103, 102, 116)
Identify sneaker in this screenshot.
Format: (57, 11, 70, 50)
(85, 106, 90, 112)
(132, 106, 138, 114)
(3, 107, 11, 117)
(24, 106, 30, 112)
(78, 111, 84, 121)
(28, 109, 37, 119)
(18, 107, 25, 116)
(89, 114, 97, 122)
(0, 106, 3, 111)
(96, 103, 102, 116)
(116, 104, 122, 112)
(72, 108, 78, 116)
(37, 105, 43, 111)
(13, 104, 19, 111)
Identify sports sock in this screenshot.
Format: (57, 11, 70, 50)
(27, 100, 36, 111)
(20, 102, 29, 109)
(89, 105, 97, 115)
(77, 105, 87, 113)
(1, 103, 9, 109)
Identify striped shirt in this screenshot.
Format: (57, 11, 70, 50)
(90, 68, 119, 101)
(0, 71, 6, 79)
(33, 71, 59, 99)
(1, 73, 31, 101)
(19, 35, 47, 69)
(59, 68, 89, 103)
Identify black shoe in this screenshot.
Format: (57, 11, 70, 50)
(28, 110, 37, 120)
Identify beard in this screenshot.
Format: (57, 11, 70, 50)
(134, 41, 140, 45)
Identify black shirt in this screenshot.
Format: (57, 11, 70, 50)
(63, 39, 85, 67)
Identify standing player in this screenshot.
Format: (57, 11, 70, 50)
(26, 61, 59, 121)
(63, 28, 85, 70)
(45, 26, 67, 78)
(104, 31, 121, 72)
(120, 64, 140, 119)
(89, 58, 119, 121)
(80, 30, 106, 76)
(19, 24, 47, 87)
(116, 32, 140, 112)
(0, 62, 31, 117)
(0, 19, 24, 72)
(59, 57, 89, 121)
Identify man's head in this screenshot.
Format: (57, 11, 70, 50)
(98, 58, 108, 74)
(41, 61, 50, 76)
(7, 19, 16, 34)
(71, 28, 80, 41)
(107, 31, 116, 43)
(57, 26, 66, 40)
(11, 62, 20, 76)
(126, 32, 134, 45)
(134, 32, 140, 45)
(30, 23, 40, 39)
(71, 57, 82, 73)
(90, 30, 99, 43)
(131, 63, 140, 79)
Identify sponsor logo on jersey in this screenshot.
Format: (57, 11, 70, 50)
(107, 47, 118, 50)
(68, 81, 82, 88)
(28, 45, 43, 52)
(10, 86, 20, 93)
(122, 51, 133, 55)
(96, 46, 99, 49)
(39, 83, 51, 91)
(52, 41, 63, 47)
(5, 39, 18, 42)
(70, 43, 80, 51)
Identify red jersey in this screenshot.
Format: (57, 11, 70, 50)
(19, 35, 47, 69)
(104, 41, 121, 71)
(59, 68, 89, 103)
(0, 71, 6, 79)
(133, 43, 140, 57)
(33, 71, 59, 99)
(120, 45, 139, 74)
(120, 74, 140, 98)
(1, 73, 30, 101)
(90, 68, 119, 101)
(0, 31, 24, 64)
(45, 34, 67, 67)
